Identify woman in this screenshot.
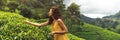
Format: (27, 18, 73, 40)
(25, 6, 69, 40)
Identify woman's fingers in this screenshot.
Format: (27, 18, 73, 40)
(24, 20, 29, 23)
(49, 33, 53, 35)
(49, 32, 55, 36)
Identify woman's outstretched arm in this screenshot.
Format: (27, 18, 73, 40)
(25, 20, 49, 27)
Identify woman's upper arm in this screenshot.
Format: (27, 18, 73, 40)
(57, 19, 68, 32)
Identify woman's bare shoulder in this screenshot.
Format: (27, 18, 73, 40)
(57, 19, 64, 23)
(57, 19, 62, 21)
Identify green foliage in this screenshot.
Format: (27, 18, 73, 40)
(18, 6, 33, 18)
(75, 23, 120, 40)
(0, 11, 51, 40)
(64, 14, 82, 34)
(0, 0, 66, 20)
(0, 11, 84, 40)
(115, 25, 120, 33)
(63, 3, 82, 34)
(18, 0, 45, 8)
(67, 2, 80, 17)
(0, 0, 7, 10)
(103, 10, 120, 33)
(7, 1, 19, 12)
(16, 0, 65, 19)
(64, 15, 82, 34)
(2, 0, 119, 40)
(18, 6, 48, 19)
(67, 33, 85, 40)
(30, 8, 48, 19)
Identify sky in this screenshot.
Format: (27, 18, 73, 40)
(63, 0, 120, 18)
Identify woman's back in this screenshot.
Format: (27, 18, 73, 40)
(51, 20, 69, 40)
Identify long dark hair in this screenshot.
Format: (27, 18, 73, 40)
(48, 6, 62, 24)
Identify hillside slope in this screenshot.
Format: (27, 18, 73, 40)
(1, 11, 120, 40)
(75, 23, 120, 40)
(0, 11, 85, 40)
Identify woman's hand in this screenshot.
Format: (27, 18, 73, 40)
(24, 20, 30, 23)
(49, 32, 55, 36)
(24, 19, 49, 27)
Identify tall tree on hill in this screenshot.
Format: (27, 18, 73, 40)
(67, 3, 80, 17)
(63, 3, 82, 34)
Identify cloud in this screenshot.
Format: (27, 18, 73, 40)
(64, 0, 120, 18)
(83, 13, 107, 18)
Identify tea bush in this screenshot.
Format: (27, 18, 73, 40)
(0, 11, 85, 40)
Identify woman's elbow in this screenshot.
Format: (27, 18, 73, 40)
(63, 30, 68, 33)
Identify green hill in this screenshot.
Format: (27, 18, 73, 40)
(1, 11, 120, 40)
(74, 23, 120, 40)
(0, 11, 85, 40)
(103, 11, 120, 33)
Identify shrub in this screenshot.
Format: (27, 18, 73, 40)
(0, 11, 84, 40)
(0, 11, 50, 40)
(7, 1, 19, 12)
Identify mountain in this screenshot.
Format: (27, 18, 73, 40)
(103, 11, 120, 20)
(102, 15, 113, 18)
(81, 14, 95, 23)
(81, 14, 119, 29)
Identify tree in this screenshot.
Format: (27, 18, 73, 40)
(63, 3, 82, 34)
(67, 3, 80, 17)
(16, 0, 65, 19)
(7, 1, 19, 12)
(0, 0, 7, 10)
